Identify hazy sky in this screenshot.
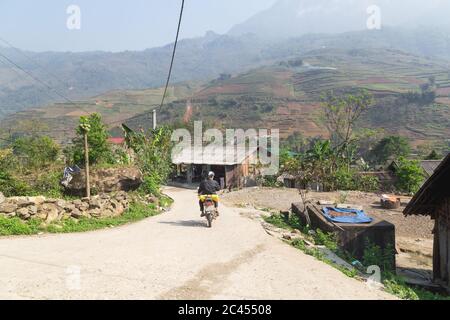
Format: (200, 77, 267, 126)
(0, 0, 276, 52)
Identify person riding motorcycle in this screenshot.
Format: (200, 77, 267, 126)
(198, 171, 221, 217)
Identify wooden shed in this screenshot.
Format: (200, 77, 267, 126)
(171, 145, 259, 189)
(404, 154, 450, 288)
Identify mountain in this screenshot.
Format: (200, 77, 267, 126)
(229, 0, 450, 39)
(0, 33, 269, 118)
(1, 24, 450, 119)
(3, 48, 450, 149)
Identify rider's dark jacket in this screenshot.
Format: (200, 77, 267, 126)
(198, 179, 221, 195)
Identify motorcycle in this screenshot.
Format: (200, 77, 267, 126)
(199, 194, 219, 228)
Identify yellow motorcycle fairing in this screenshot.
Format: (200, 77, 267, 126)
(199, 195, 220, 202)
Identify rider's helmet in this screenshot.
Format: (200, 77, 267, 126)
(208, 171, 215, 179)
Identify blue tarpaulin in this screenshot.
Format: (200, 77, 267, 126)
(322, 207, 373, 224)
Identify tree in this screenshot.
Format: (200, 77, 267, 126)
(425, 150, 441, 160)
(395, 157, 425, 195)
(370, 136, 411, 164)
(322, 90, 374, 169)
(284, 153, 314, 213)
(12, 136, 60, 169)
(283, 132, 306, 153)
(354, 128, 385, 161)
(124, 125, 173, 195)
(71, 113, 113, 165)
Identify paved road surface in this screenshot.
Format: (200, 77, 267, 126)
(0, 187, 394, 299)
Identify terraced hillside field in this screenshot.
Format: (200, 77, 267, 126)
(1, 48, 450, 147)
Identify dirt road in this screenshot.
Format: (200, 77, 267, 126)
(0, 187, 394, 300)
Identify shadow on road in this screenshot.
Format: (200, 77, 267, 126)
(158, 220, 206, 228)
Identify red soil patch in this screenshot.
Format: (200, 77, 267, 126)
(437, 87, 450, 96)
(404, 77, 426, 85)
(436, 97, 450, 105)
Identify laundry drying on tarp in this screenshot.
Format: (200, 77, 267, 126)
(322, 207, 373, 224)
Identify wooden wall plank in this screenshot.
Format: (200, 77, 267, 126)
(439, 216, 449, 282)
(433, 219, 441, 281)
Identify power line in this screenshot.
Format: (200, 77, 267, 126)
(159, 0, 185, 112)
(0, 36, 72, 89)
(0, 51, 93, 116)
(0, 57, 62, 107)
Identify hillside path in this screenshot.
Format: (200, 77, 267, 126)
(0, 187, 395, 300)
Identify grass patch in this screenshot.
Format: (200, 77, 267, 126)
(0, 216, 42, 236)
(263, 212, 302, 231)
(159, 194, 174, 208)
(383, 273, 450, 301)
(0, 202, 161, 236)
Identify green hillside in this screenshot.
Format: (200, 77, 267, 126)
(1, 48, 450, 150)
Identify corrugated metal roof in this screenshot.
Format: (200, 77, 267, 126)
(421, 160, 442, 177)
(172, 146, 258, 165)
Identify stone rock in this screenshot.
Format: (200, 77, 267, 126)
(0, 192, 5, 204)
(89, 198, 102, 209)
(110, 199, 124, 215)
(102, 209, 115, 218)
(64, 167, 142, 196)
(73, 199, 82, 206)
(64, 204, 76, 212)
(77, 202, 89, 211)
(16, 199, 34, 208)
(70, 208, 83, 219)
(45, 198, 58, 204)
(28, 206, 38, 216)
(146, 196, 159, 204)
(89, 208, 101, 218)
(27, 196, 46, 205)
(42, 204, 59, 223)
(17, 208, 31, 220)
(61, 211, 72, 220)
(282, 234, 292, 240)
(55, 200, 67, 209)
(0, 203, 18, 214)
(36, 210, 48, 220)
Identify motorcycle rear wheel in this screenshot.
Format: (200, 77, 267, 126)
(206, 213, 213, 228)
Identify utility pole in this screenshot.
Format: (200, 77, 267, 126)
(152, 109, 157, 130)
(79, 121, 91, 199)
(84, 131, 90, 199)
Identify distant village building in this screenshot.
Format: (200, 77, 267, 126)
(420, 160, 442, 179)
(171, 145, 260, 189)
(404, 154, 450, 288)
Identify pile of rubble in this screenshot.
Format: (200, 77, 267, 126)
(0, 191, 156, 224)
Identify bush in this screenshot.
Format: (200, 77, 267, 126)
(395, 157, 425, 194)
(31, 170, 64, 198)
(332, 169, 380, 192)
(333, 168, 356, 190)
(362, 239, 395, 272)
(258, 175, 282, 188)
(140, 173, 162, 196)
(0, 170, 30, 197)
(13, 136, 60, 168)
(356, 174, 380, 192)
